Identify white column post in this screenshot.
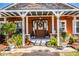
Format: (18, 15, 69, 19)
(26, 16, 28, 34)
(26, 16, 30, 40)
(73, 16, 76, 34)
(57, 15, 60, 46)
(52, 16, 54, 34)
(4, 17, 6, 23)
(17, 11, 28, 46)
(53, 11, 64, 46)
(22, 16, 25, 46)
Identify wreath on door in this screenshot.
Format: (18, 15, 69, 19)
(38, 21, 43, 27)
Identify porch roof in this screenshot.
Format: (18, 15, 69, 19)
(0, 3, 79, 17)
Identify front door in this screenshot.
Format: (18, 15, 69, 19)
(32, 20, 48, 38)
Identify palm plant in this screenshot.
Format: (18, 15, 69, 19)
(0, 22, 17, 46)
(0, 22, 17, 40)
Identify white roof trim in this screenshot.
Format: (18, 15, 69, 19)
(0, 9, 79, 12)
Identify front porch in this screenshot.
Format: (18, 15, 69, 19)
(0, 9, 79, 46)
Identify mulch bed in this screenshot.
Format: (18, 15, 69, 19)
(0, 44, 7, 51)
(71, 43, 79, 50)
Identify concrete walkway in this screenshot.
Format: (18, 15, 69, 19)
(1, 46, 76, 53)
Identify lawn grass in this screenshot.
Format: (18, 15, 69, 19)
(61, 51, 79, 56)
(0, 52, 23, 56)
(0, 51, 79, 56)
(0, 53, 16, 56)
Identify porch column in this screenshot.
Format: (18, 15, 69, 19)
(26, 16, 28, 34)
(4, 17, 6, 23)
(73, 16, 76, 35)
(52, 16, 55, 34)
(22, 16, 25, 46)
(57, 15, 60, 46)
(26, 16, 30, 40)
(53, 11, 64, 46)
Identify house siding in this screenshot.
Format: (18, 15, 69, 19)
(54, 16, 73, 34)
(0, 16, 78, 35)
(60, 16, 73, 34)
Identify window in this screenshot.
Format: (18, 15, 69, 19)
(59, 20, 66, 32)
(0, 22, 5, 28)
(75, 20, 79, 34)
(15, 21, 22, 33)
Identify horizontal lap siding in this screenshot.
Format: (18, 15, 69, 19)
(0, 16, 79, 35)
(7, 17, 22, 21)
(54, 16, 73, 34)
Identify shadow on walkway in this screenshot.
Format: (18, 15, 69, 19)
(21, 50, 60, 56)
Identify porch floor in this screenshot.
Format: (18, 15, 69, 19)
(30, 38, 49, 46)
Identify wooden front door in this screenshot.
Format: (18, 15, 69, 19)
(32, 20, 48, 38)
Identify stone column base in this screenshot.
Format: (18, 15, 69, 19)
(25, 34, 30, 40)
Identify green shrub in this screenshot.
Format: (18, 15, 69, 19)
(12, 34, 22, 47)
(61, 32, 68, 39)
(0, 22, 16, 35)
(69, 36, 78, 44)
(47, 36, 57, 46)
(0, 22, 17, 45)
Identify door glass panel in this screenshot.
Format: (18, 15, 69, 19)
(44, 20, 48, 30)
(33, 21, 37, 31)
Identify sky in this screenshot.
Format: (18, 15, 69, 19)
(0, 3, 12, 9)
(0, 3, 79, 9)
(68, 3, 79, 8)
